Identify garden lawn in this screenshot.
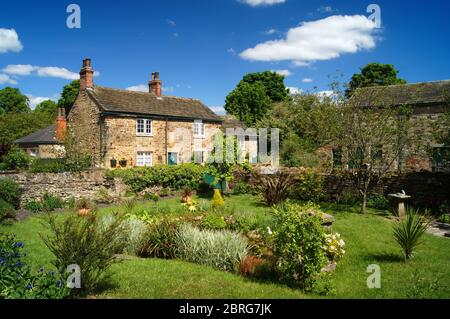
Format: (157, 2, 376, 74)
(1, 194, 449, 299)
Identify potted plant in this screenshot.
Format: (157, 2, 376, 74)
(119, 158, 127, 167)
(181, 188, 193, 203)
(110, 158, 117, 168)
(76, 197, 93, 217)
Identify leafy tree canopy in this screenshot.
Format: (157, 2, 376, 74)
(34, 100, 58, 117)
(225, 71, 289, 126)
(225, 81, 272, 126)
(242, 71, 289, 102)
(57, 80, 80, 114)
(0, 112, 54, 146)
(345, 63, 407, 98)
(0, 87, 30, 114)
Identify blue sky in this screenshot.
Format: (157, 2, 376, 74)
(0, 0, 449, 113)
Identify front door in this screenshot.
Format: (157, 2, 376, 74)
(168, 152, 178, 165)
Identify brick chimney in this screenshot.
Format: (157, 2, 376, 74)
(55, 107, 67, 142)
(79, 58, 94, 90)
(149, 72, 162, 97)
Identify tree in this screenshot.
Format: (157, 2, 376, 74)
(335, 88, 423, 214)
(225, 81, 272, 126)
(345, 63, 407, 98)
(225, 71, 289, 126)
(0, 87, 30, 114)
(242, 71, 289, 102)
(58, 80, 80, 115)
(34, 100, 58, 117)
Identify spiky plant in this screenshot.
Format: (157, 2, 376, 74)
(393, 208, 430, 260)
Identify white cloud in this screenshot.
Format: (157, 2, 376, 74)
(166, 19, 176, 26)
(272, 69, 292, 77)
(26, 94, 59, 109)
(240, 15, 377, 66)
(0, 74, 18, 85)
(240, 0, 286, 7)
(302, 78, 313, 83)
(2, 64, 36, 75)
(210, 106, 226, 115)
(287, 86, 302, 95)
(36, 67, 79, 80)
(126, 84, 147, 92)
(264, 28, 277, 35)
(316, 90, 334, 97)
(317, 6, 338, 13)
(227, 48, 237, 55)
(0, 28, 23, 53)
(3, 64, 100, 81)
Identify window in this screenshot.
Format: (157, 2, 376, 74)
(432, 147, 450, 172)
(193, 150, 204, 163)
(136, 119, 152, 136)
(193, 121, 205, 138)
(136, 152, 152, 167)
(168, 152, 178, 165)
(332, 148, 342, 167)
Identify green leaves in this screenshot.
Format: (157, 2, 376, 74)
(0, 87, 30, 114)
(393, 208, 430, 260)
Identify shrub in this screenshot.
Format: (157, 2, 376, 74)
(393, 208, 430, 260)
(272, 201, 327, 290)
(367, 195, 390, 210)
(437, 213, 450, 224)
(201, 214, 227, 230)
(122, 219, 148, 255)
(107, 164, 206, 193)
(232, 182, 249, 195)
(41, 193, 64, 212)
(1, 146, 31, 170)
(41, 212, 125, 295)
(336, 191, 360, 206)
(137, 217, 180, 259)
(212, 189, 225, 208)
(94, 187, 114, 204)
(75, 197, 95, 211)
(143, 192, 160, 202)
(30, 156, 91, 173)
(240, 255, 264, 276)
(0, 177, 21, 208)
(290, 168, 324, 202)
(323, 233, 346, 261)
(0, 199, 16, 223)
(24, 199, 43, 214)
(256, 170, 295, 206)
(0, 234, 69, 299)
(175, 224, 248, 273)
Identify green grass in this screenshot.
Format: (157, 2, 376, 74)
(1, 194, 449, 299)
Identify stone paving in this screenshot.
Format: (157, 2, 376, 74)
(426, 221, 450, 238)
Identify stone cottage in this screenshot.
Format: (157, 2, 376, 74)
(66, 58, 224, 168)
(322, 80, 450, 173)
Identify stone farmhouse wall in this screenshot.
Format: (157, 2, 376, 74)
(0, 170, 127, 207)
(68, 90, 222, 169)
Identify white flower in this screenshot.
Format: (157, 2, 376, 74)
(339, 239, 345, 247)
(267, 226, 273, 235)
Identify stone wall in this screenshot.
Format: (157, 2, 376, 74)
(0, 170, 127, 207)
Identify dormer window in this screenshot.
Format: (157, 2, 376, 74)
(136, 118, 152, 136)
(193, 120, 205, 138)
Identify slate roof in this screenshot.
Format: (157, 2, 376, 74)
(87, 86, 223, 122)
(13, 124, 59, 145)
(351, 80, 450, 107)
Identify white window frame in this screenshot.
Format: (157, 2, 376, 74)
(136, 118, 153, 136)
(29, 148, 39, 158)
(136, 151, 152, 167)
(193, 120, 205, 138)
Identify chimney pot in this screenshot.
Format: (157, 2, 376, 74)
(149, 71, 162, 97)
(80, 58, 94, 90)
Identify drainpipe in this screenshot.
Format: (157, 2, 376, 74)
(99, 119, 103, 163)
(165, 117, 168, 164)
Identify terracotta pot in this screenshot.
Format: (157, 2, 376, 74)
(78, 208, 90, 217)
(182, 195, 192, 204)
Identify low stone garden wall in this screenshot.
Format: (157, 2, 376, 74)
(0, 169, 127, 207)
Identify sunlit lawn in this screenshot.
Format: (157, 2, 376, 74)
(1, 194, 449, 299)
